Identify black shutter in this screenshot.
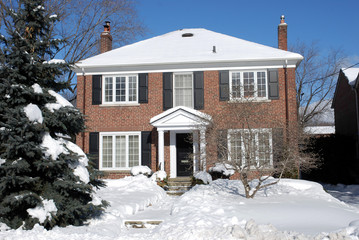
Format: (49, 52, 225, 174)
(219, 70, 229, 101)
(194, 71, 204, 110)
(141, 131, 152, 168)
(163, 72, 173, 110)
(92, 75, 102, 105)
(138, 73, 148, 103)
(217, 129, 228, 160)
(272, 128, 284, 167)
(268, 69, 279, 100)
(89, 132, 99, 169)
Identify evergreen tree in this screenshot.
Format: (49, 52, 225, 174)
(0, 0, 107, 230)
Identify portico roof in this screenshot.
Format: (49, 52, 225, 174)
(150, 106, 212, 131)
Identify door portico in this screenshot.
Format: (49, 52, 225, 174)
(150, 106, 211, 178)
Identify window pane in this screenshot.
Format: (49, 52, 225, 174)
(258, 132, 271, 165)
(174, 74, 193, 108)
(231, 72, 241, 98)
(128, 76, 137, 102)
(115, 136, 126, 167)
(242, 131, 256, 166)
(230, 132, 242, 165)
(102, 136, 113, 168)
(128, 135, 139, 167)
(243, 72, 254, 97)
(104, 77, 113, 102)
(257, 72, 266, 98)
(115, 77, 126, 102)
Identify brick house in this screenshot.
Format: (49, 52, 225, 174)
(74, 16, 303, 179)
(332, 68, 359, 142)
(331, 68, 359, 182)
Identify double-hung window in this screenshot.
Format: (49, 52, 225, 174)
(173, 73, 193, 108)
(228, 129, 272, 167)
(100, 132, 141, 170)
(103, 75, 138, 104)
(230, 70, 267, 100)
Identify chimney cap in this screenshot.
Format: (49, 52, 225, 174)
(280, 15, 287, 25)
(103, 21, 111, 32)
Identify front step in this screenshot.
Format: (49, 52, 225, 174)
(166, 177, 192, 196)
(125, 220, 163, 228)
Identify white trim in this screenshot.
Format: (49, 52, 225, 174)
(101, 74, 139, 105)
(99, 131, 141, 171)
(75, 60, 298, 76)
(99, 103, 140, 107)
(150, 106, 211, 131)
(170, 130, 196, 178)
(73, 54, 302, 73)
(229, 70, 268, 101)
(173, 72, 194, 108)
(158, 130, 165, 171)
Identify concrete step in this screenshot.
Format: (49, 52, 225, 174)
(166, 177, 193, 195)
(125, 220, 163, 229)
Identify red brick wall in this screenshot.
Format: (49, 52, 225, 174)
(100, 33, 112, 53)
(333, 73, 358, 137)
(278, 24, 287, 51)
(77, 68, 297, 178)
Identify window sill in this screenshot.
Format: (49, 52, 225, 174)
(229, 98, 271, 103)
(99, 169, 132, 172)
(99, 103, 140, 107)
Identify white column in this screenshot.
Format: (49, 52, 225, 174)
(200, 129, 206, 171)
(158, 130, 165, 171)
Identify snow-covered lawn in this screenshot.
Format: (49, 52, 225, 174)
(1, 175, 359, 240)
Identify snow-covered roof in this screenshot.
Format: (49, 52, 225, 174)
(342, 68, 359, 86)
(75, 28, 303, 71)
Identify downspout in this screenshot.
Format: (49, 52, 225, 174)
(82, 67, 86, 151)
(284, 60, 289, 131)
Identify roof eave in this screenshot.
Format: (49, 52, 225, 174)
(73, 55, 303, 73)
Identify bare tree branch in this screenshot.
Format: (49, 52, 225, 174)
(289, 41, 347, 127)
(202, 99, 319, 198)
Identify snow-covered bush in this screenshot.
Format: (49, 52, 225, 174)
(209, 163, 235, 180)
(193, 171, 212, 184)
(130, 166, 152, 177)
(150, 170, 167, 182)
(150, 171, 168, 189)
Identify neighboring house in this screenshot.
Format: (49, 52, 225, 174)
(73, 17, 303, 179)
(331, 68, 359, 183)
(332, 68, 359, 142)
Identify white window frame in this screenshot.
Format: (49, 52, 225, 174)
(173, 72, 194, 108)
(229, 70, 268, 101)
(227, 128, 273, 168)
(102, 74, 138, 104)
(99, 132, 141, 170)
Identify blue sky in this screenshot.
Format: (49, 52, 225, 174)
(136, 0, 359, 65)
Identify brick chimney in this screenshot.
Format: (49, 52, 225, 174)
(100, 21, 112, 53)
(278, 15, 287, 51)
